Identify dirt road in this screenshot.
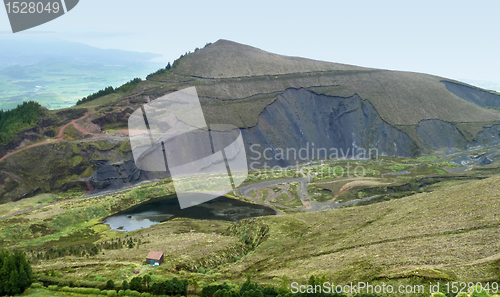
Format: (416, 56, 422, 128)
(1, 113, 93, 163)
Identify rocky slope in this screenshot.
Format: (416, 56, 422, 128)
(1, 39, 500, 202)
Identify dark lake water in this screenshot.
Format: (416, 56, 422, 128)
(103, 196, 276, 232)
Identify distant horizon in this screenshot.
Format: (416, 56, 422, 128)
(1, 34, 498, 92)
(1, 0, 499, 87)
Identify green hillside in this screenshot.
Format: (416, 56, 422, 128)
(0, 166, 499, 296)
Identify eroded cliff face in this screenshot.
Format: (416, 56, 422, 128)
(88, 160, 167, 193)
(414, 120, 500, 151)
(443, 81, 500, 108)
(241, 88, 419, 167)
(240, 88, 500, 166)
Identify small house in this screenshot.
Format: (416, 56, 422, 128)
(146, 251, 164, 266)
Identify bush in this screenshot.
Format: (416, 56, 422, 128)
(118, 289, 125, 296)
(76, 288, 96, 294)
(202, 283, 233, 297)
(107, 290, 118, 297)
(61, 286, 71, 292)
(30, 282, 44, 288)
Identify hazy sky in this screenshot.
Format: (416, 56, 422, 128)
(1, 0, 499, 84)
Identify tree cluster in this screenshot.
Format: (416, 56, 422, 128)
(145, 63, 171, 80)
(76, 86, 115, 105)
(76, 77, 142, 105)
(203, 277, 281, 297)
(150, 277, 188, 296)
(0, 250, 33, 296)
(0, 101, 45, 144)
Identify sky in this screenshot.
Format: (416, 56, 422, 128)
(1, 0, 499, 87)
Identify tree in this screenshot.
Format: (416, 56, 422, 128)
(18, 264, 30, 292)
(189, 275, 199, 294)
(240, 276, 260, 296)
(7, 268, 20, 295)
(122, 280, 129, 290)
(129, 276, 142, 291)
(106, 279, 115, 290)
(142, 274, 151, 290)
(0, 249, 33, 296)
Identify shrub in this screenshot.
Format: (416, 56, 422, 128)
(61, 286, 71, 292)
(30, 282, 44, 288)
(202, 283, 232, 297)
(107, 290, 118, 297)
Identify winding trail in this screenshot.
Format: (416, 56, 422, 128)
(55, 112, 90, 139)
(0, 140, 58, 162)
(238, 176, 315, 211)
(0, 112, 93, 163)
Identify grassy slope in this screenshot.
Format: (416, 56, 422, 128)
(173, 39, 369, 78)
(219, 175, 500, 285)
(1, 170, 498, 292)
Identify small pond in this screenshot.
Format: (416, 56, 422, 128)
(103, 196, 276, 232)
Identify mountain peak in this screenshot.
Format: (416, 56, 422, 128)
(173, 39, 368, 78)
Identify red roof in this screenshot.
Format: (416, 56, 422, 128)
(146, 251, 163, 260)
